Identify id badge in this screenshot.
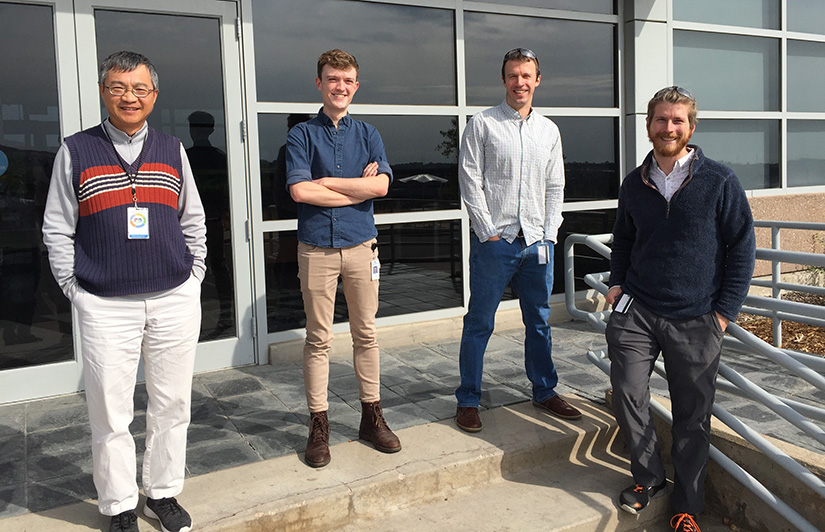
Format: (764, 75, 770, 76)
(371, 258, 380, 281)
(127, 207, 150, 239)
(614, 293, 633, 314)
(537, 243, 549, 265)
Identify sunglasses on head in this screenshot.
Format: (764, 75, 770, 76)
(503, 48, 537, 61)
(654, 86, 695, 101)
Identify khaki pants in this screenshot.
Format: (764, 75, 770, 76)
(298, 238, 380, 412)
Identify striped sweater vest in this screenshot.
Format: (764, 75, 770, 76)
(66, 125, 193, 296)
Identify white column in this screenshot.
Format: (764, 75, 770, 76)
(624, 0, 670, 168)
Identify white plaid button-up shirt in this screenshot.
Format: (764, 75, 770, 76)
(458, 101, 565, 246)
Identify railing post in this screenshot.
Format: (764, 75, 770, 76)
(771, 225, 782, 347)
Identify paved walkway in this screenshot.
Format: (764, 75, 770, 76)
(0, 319, 822, 520)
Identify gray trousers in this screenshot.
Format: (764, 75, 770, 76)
(606, 299, 725, 515)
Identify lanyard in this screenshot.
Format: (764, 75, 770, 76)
(101, 124, 148, 208)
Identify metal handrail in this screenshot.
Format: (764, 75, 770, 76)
(565, 229, 825, 532)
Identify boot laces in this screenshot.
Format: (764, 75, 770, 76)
(309, 413, 329, 442)
(369, 403, 389, 429)
(670, 513, 701, 532)
(632, 484, 645, 493)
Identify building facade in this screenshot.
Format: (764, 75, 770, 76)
(1, 0, 823, 403)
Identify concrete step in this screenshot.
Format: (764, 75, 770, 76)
(1, 397, 735, 532)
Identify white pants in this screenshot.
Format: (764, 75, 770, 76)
(73, 275, 201, 516)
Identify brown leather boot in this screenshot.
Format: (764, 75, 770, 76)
(305, 411, 331, 468)
(359, 401, 401, 453)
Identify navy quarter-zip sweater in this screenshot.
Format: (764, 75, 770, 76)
(609, 146, 756, 321)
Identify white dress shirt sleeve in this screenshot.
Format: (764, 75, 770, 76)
(543, 132, 565, 243)
(178, 143, 207, 282)
(42, 143, 80, 300)
(458, 116, 498, 241)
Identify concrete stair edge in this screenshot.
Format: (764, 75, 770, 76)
(197, 397, 634, 532)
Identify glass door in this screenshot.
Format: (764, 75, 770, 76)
(75, 0, 256, 372)
(0, 0, 83, 403)
(0, 0, 255, 403)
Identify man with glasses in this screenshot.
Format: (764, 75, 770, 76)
(606, 87, 755, 532)
(455, 48, 581, 434)
(286, 49, 400, 469)
(42, 51, 205, 532)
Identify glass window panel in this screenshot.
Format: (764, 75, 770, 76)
(96, 10, 236, 341)
(674, 31, 779, 112)
(0, 2, 72, 369)
(259, 114, 460, 220)
(365, 116, 460, 214)
(464, 13, 615, 108)
(673, 0, 779, 29)
(788, 121, 825, 188)
(265, 223, 463, 333)
(552, 116, 618, 201)
(788, 0, 825, 34)
(788, 40, 825, 112)
(252, 0, 456, 105)
(690, 120, 779, 190)
(484, 0, 614, 14)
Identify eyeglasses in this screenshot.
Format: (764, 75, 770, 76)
(504, 48, 537, 61)
(104, 85, 155, 98)
(654, 86, 694, 101)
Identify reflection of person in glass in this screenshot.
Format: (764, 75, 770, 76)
(286, 49, 400, 468)
(455, 48, 581, 434)
(605, 87, 755, 532)
(273, 113, 310, 219)
(186, 111, 233, 335)
(0, 173, 42, 346)
(42, 51, 205, 532)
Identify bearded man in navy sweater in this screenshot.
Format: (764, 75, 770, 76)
(605, 86, 755, 532)
(42, 51, 205, 532)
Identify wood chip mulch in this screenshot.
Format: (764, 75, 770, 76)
(736, 292, 825, 356)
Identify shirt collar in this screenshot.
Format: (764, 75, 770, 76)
(651, 147, 695, 175)
(317, 108, 352, 128)
(102, 118, 148, 144)
(497, 100, 533, 121)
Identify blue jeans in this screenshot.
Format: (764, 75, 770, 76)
(455, 235, 559, 407)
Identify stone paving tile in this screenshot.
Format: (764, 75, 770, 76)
(26, 425, 93, 483)
(198, 372, 266, 398)
(413, 394, 458, 421)
(0, 403, 25, 439)
(185, 439, 261, 476)
(215, 390, 286, 418)
(26, 473, 97, 514)
(480, 382, 530, 408)
(187, 415, 242, 448)
(231, 409, 306, 460)
(26, 401, 89, 434)
(0, 484, 25, 518)
(0, 433, 26, 488)
(382, 401, 439, 431)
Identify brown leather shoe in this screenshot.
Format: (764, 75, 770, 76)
(359, 401, 401, 453)
(305, 411, 331, 467)
(455, 406, 482, 432)
(532, 395, 582, 420)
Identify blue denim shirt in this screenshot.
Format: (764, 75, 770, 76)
(286, 110, 393, 248)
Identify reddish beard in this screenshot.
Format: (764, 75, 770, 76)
(649, 132, 691, 158)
